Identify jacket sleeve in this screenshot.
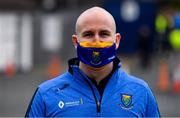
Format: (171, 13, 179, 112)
(25, 88, 46, 117)
(145, 87, 160, 117)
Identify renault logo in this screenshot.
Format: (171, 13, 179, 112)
(58, 101, 64, 109)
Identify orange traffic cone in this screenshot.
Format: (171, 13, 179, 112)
(48, 55, 61, 79)
(172, 62, 180, 93)
(157, 59, 169, 92)
(5, 63, 15, 77)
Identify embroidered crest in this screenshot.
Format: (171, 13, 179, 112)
(92, 51, 100, 64)
(121, 94, 133, 109)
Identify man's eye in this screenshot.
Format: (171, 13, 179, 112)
(102, 33, 109, 36)
(101, 33, 110, 37)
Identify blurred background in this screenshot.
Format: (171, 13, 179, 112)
(0, 0, 180, 116)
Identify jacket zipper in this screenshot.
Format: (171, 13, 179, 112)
(97, 101, 100, 113)
(85, 79, 101, 114)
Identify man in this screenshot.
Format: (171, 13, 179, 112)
(25, 7, 160, 117)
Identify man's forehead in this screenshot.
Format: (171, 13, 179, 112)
(76, 7, 116, 34)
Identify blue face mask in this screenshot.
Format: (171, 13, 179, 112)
(77, 42, 116, 68)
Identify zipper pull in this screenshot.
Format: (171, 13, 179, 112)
(97, 101, 101, 113)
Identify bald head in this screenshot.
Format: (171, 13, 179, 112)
(75, 7, 116, 34)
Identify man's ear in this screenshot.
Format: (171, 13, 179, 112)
(115, 33, 121, 49)
(72, 34, 78, 48)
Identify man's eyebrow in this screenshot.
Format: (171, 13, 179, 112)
(81, 30, 93, 35)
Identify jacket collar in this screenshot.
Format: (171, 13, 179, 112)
(67, 57, 122, 101)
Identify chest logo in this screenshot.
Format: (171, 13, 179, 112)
(58, 98, 83, 109)
(58, 101, 64, 109)
(121, 94, 133, 109)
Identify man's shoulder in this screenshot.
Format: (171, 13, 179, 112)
(38, 71, 73, 93)
(118, 69, 150, 91)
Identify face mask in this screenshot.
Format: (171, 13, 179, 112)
(77, 41, 116, 68)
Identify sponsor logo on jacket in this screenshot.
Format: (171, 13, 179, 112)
(58, 98, 83, 109)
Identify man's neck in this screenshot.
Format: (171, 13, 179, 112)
(79, 62, 113, 85)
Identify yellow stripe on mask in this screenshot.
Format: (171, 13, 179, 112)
(80, 42, 114, 48)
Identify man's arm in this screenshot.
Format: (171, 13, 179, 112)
(25, 88, 45, 117)
(145, 87, 160, 117)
